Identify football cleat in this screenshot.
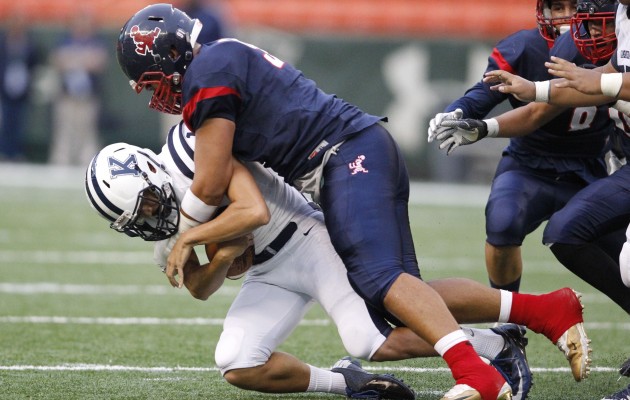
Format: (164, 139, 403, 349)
(331, 356, 415, 399)
(601, 384, 630, 400)
(619, 357, 630, 377)
(489, 324, 532, 400)
(553, 290, 591, 381)
(440, 382, 512, 400)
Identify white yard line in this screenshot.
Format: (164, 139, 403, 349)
(0, 363, 617, 374)
(0, 315, 628, 331)
(0, 315, 331, 326)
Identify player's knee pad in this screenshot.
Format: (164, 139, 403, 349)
(620, 241, 630, 288)
(215, 327, 246, 372)
(338, 325, 382, 360)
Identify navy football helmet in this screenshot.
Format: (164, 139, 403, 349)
(571, 0, 617, 64)
(116, 4, 202, 114)
(537, 0, 577, 44)
(85, 143, 179, 241)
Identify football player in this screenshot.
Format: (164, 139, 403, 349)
(428, 0, 613, 301)
(437, 1, 630, 398)
(429, 0, 630, 311)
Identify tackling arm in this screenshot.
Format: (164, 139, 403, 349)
(182, 117, 236, 223)
(483, 58, 619, 107)
(165, 157, 270, 288)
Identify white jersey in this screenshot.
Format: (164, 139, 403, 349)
(614, 5, 630, 72)
(158, 121, 318, 253)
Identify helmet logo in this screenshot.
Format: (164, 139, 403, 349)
(129, 25, 161, 56)
(108, 154, 140, 178)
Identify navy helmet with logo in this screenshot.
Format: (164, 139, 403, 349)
(571, 0, 617, 64)
(116, 3, 202, 114)
(85, 143, 179, 241)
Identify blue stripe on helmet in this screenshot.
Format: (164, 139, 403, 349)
(167, 121, 194, 180)
(86, 152, 125, 221)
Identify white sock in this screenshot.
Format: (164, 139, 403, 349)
(307, 365, 347, 395)
(462, 327, 505, 359)
(434, 329, 469, 356)
(498, 289, 513, 323)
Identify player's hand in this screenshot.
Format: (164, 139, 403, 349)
(153, 232, 180, 273)
(483, 70, 536, 102)
(428, 108, 463, 142)
(437, 119, 489, 155)
(166, 233, 193, 288)
(545, 56, 602, 95)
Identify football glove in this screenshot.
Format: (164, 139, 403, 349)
(437, 119, 489, 155)
(153, 214, 201, 272)
(154, 233, 180, 273)
(428, 108, 463, 143)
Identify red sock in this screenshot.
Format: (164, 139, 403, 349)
(509, 287, 583, 342)
(442, 341, 505, 400)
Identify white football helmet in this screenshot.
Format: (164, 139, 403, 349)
(85, 142, 179, 241)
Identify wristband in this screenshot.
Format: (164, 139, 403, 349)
(601, 73, 623, 98)
(483, 118, 500, 137)
(178, 213, 201, 234)
(534, 81, 551, 103)
(180, 188, 217, 223)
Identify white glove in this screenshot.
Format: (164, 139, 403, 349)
(153, 213, 202, 272)
(428, 108, 463, 143)
(437, 118, 499, 155)
(153, 233, 180, 272)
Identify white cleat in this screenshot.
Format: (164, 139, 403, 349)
(440, 383, 512, 400)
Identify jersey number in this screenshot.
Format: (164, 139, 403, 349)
(568, 106, 597, 131)
(218, 38, 285, 69)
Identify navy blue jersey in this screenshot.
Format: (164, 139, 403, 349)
(446, 28, 550, 117)
(447, 29, 612, 166)
(181, 38, 381, 184)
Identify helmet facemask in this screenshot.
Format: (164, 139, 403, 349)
(571, 1, 617, 64)
(537, 0, 577, 43)
(110, 168, 180, 241)
(132, 71, 183, 115)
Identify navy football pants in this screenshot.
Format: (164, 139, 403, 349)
(320, 124, 419, 325)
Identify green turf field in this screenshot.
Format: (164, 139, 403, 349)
(1, 168, 628, 399)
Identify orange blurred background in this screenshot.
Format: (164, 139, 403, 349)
(0, 0, 535, 39)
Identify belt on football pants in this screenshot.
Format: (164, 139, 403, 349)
(253, 221, 298, 265)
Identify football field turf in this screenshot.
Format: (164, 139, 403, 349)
(1, 165, 628, 399)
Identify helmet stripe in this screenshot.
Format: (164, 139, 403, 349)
(167, 121, 195, 180)
(86, 153, 125, 222)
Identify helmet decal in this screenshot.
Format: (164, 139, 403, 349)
(129, 25, 161, 56)
(108, 154, 140, 178)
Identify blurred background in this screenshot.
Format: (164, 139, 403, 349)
(0, 0, 533, 183)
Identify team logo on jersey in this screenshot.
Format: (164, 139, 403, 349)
(129, 25, 161, 56)
(108, 154, 139, 178)
(349, 155, 368, 175)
